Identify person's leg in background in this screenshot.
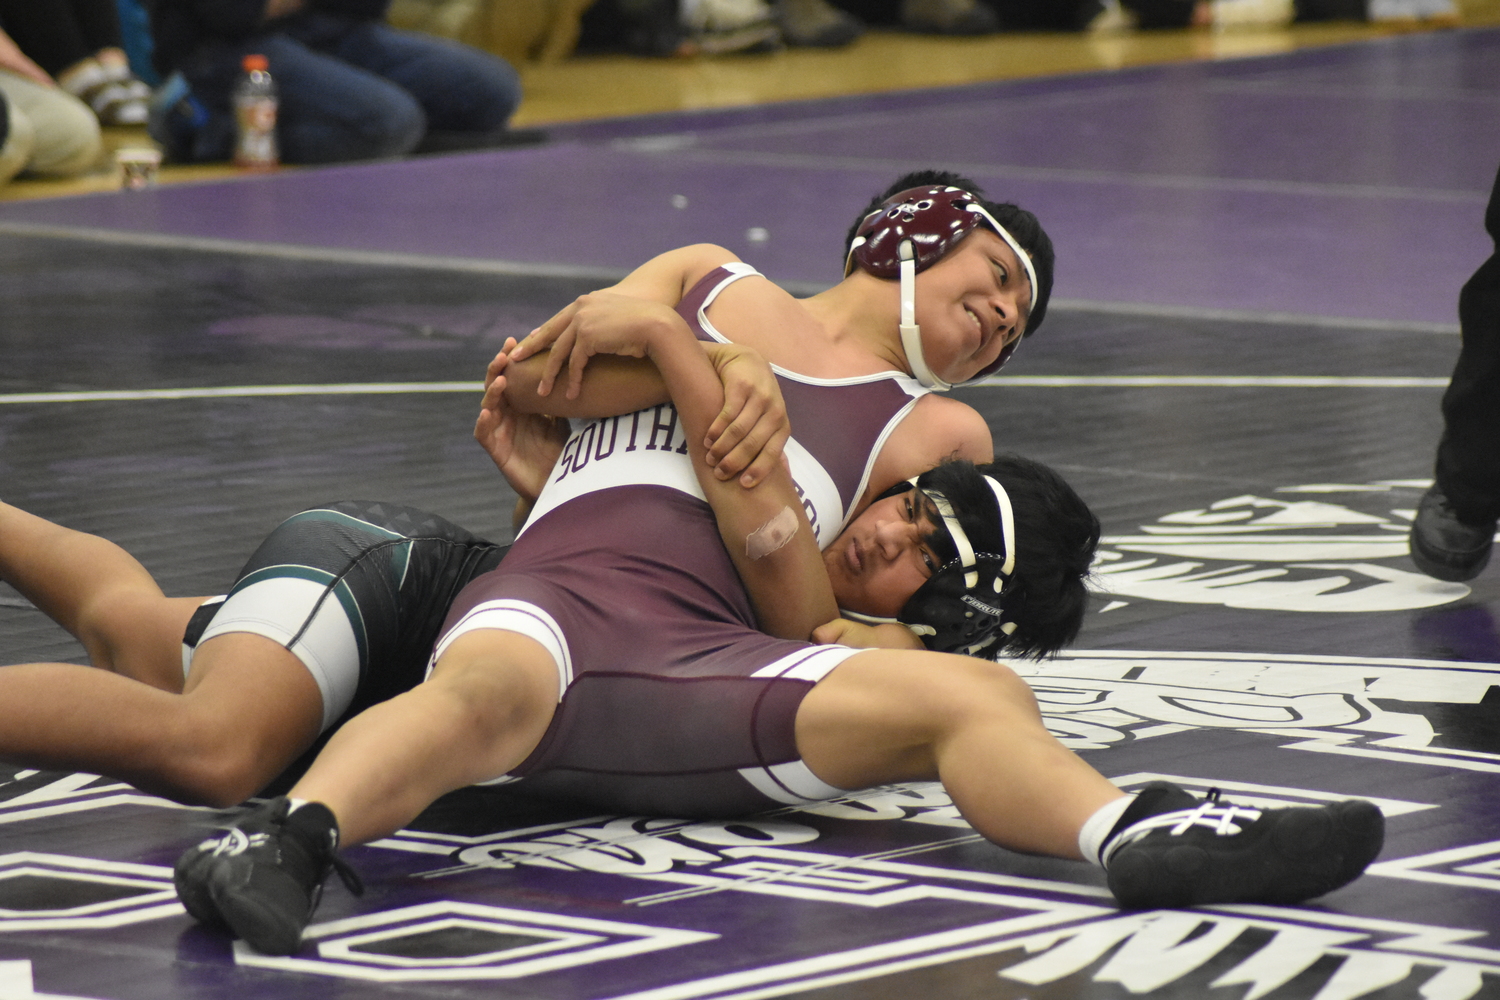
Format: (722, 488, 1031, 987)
(0, 88, 31, 184)
(0, 0, 149, 123)
(0, 70, 101, 175)
(111, 0, 159, 84)
(323, 18, 537, 152)
(1412, 163, 1500, 582)
(177, 31, 425, 164)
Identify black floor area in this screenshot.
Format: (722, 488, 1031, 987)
(4, 234, 1500, 1000)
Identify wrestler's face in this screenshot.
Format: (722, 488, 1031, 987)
(914, 229, 1031, 383)
(824, 487, 945, 617)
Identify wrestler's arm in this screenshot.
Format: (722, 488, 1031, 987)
(632, 308, 839, 641)
(484, 245, 788, 485)
(474, 339, 572, 531)
(499, 244, 737, 414)
(477, 335, 779, 530)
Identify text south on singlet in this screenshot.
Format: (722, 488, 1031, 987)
(553, 403, 820, 536)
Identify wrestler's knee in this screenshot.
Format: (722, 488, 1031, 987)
(824, 651, 1036, 728)
(936, 656, 1041, 720)
(425, 631, 559, 772)
(142, 715, 286, 807)
(160, 745, 274, 808)
(75, 589, 191, 689)
(159, 634, 326, 805)
(796, 651, 1040, 789)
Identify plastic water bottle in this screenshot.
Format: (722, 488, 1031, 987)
(233, 54, 278, 170)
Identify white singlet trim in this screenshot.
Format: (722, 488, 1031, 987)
(738, 644, 869, 805)
(840, 393, 922, 536)
(180, 595, 226, 678)
(690, 263, 928, 534)
(193, 578, 360, 731)
(739, 761, 847, 805)
(781, 435, 843, 549)
(519, 410, 706, 536)
(750, 642, 864, 682)
(696, 270, 929, 390)
(429, 599, 574, 704)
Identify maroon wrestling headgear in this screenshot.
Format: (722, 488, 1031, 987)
(844, 184, 1038, 390)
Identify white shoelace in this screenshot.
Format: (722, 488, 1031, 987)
(1104, 799, 1265, 865)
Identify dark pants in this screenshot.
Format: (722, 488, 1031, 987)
(0, 0, 124, 76)
(1435, 163, 1500, 524)
(181, 14, 522, 164)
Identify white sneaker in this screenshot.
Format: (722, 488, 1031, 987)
(681, 0, 775, 32)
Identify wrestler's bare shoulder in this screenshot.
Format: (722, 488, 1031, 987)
(702, 272, 835, 368)
(665, 244, 746, 291)
(866, 396, 993, 501)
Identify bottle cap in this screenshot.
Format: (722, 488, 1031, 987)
(243, 54, 269, 72)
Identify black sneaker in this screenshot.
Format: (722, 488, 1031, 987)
(173, 833, 230, 931)
(174, 797, 363, 955)
(1104, 782, 1384, 909)
(1410, 485, 1496, 582)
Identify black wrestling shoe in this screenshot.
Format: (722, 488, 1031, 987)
(173, 834, 229, 931)
(1103, 782, 1384, 909)
(173, 797, 363, 955)
(1410, 486, 1496, 582)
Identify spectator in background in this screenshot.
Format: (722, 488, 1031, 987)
(0, 86, 15, 184)
(773, 0, 1000, 36)
(113, 0, 161, 86)
(0, 19, 102, 181)
(0, 0, 152, 125)
(148, 0, 535, 164)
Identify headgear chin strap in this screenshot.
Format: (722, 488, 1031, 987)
(842, 475, 1021, 657)
(846, 185, 1039, 392)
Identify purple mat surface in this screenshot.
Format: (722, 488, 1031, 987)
(3, 31, 1497, 324)
(6, 28, 1500, 990)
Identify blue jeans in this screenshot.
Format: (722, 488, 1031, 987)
(183, 15, 522, 164)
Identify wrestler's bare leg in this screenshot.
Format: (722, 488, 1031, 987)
(287, 629, 559, 846)
(795, 650, 1124, 860)
(0, 503, 328, 805)
(0, 633, 323, 806)
(0, 501, 202, 690)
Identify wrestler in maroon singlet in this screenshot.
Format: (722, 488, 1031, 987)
(434, 265, 926, 817)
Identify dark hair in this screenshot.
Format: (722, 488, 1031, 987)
(843, 170, 1056, 335)
(916, 454, 1099, 659)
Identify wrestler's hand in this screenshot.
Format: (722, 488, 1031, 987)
(811, 618, 926, 650)
(703, 343, 788, 488)
(510, 292, 684, 400)
(476, 340, 571, 504)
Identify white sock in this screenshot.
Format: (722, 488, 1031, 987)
(1077, 795, 1134, 867)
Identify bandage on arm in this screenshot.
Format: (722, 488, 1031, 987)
(644, 326, 838, 641)
(746, 506, 799, 560)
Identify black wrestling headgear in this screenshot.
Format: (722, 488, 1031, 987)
(847, 469, 1020, 657)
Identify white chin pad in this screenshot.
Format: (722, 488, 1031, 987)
(746, 505, 800, 560)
